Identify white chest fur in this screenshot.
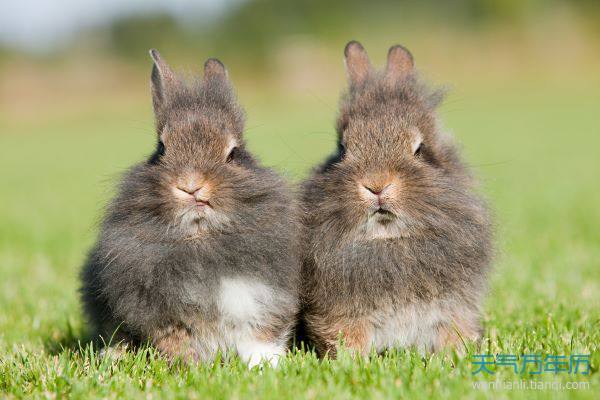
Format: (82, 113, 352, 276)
(213, 277, 287, 367)
(369, 302, 448, 353)
(218, 277, 275, 323)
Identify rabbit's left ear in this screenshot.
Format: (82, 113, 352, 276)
(204, 58, 228, 83)
(385, 44, 414, 84)
(149, 49, 177, 113)
(344, 40, 372, 86)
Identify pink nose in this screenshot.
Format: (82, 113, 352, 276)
(192, 187, 209, 202)
(363, 185, 382, 196)
(177, 183, 203, 195)
(363, 184, 392, 206)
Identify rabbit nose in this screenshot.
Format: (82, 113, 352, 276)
(363, 183, 392, 196)
(177, 182, 203, 195)
(192, 186, 210, 202)
(362, 183, 393, 206)
(363, 185, 383, 196)
(176, 174, 207, 195)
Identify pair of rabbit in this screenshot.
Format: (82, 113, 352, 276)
(80, 41, 492, 366)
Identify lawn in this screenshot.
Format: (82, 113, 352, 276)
(0, 81, 598, 399)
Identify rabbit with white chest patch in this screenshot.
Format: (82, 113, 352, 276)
(300, 41, 493, 357)
(80, 51, 300, 367)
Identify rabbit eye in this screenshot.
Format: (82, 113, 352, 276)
(226, 147, 237, 163)
(149, 140, 165, 165)
(413, 142, 439, 167)
(413, 142, 423, 157)
(339, 143, 346, 158)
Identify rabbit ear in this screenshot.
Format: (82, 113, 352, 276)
(385, 44, 414, 84)
(204, 58, 228, 83)
(149, 49, 177, 113)
(344, 41, 372, 85)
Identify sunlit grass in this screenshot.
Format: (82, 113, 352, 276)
(0, 82, 598, 398)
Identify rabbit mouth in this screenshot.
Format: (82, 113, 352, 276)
(176, 205, 231, 236)
(370, 206, 397, 224)
(195, 199, 211, 209)
(184, 202, 212, 219)
(373, 208, 395, 219)
(358, 207, 409, 240)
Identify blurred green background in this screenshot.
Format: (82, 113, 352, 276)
(0, 0, 598, 398)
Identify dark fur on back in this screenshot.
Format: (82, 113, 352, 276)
(300, 42, 492, 356)
(80, 52, 300, 361)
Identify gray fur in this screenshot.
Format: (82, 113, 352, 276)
(81, 51, 300, 363)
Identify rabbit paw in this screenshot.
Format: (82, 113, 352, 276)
(238, 341, 286, 368)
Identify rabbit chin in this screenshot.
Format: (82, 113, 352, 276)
(358, 212, 409, 240)
(177, 207, 230, 235)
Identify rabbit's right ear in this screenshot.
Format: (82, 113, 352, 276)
(203, 58, 228, 83)
(344, 41, 372, 86)
(149, 49, 177, 113)
(385, 44, 414, 84)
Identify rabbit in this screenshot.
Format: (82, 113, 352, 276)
(300, 41, 492, 358)
(80, 50, 300, 367)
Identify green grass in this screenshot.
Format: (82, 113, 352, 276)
(0, 82, 598, 399)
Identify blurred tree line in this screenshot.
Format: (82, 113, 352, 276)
(2, 0, 599, 71)
(107, 0, 599, 65)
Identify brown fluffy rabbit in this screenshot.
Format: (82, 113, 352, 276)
(300, 41, 492, 357)
(80, 51, 300, 367)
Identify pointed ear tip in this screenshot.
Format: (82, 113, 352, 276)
(149, 49, 160, 60)
(344, 40, 365, 57)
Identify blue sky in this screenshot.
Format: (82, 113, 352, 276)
(0, 0, 241, 51)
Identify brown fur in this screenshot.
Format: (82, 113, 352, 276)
(300, 42, 492, 357)
(434, 315, 481, 353)
(313, 317, 371, 358)
(254, 318, 286, 343)
(153, 325, 197, 362)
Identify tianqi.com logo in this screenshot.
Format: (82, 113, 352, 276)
(470, 353, 592, 391)
(471, 353, 591, 375)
